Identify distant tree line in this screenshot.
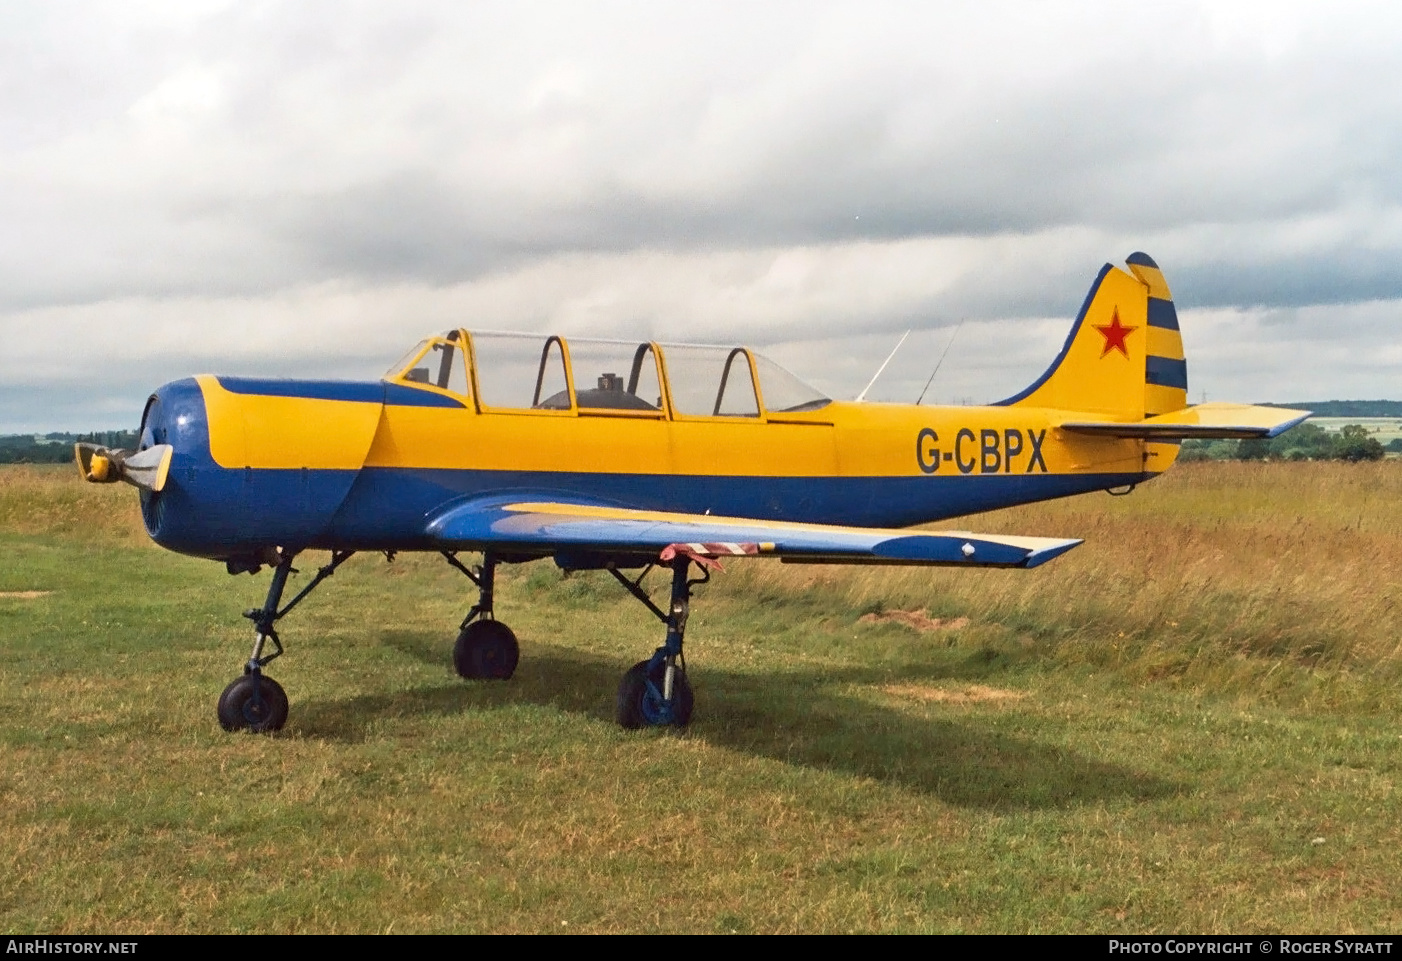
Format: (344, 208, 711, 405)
(1181, 423, 1387, 462)
(0, 430, 138, 465)
(1264, 400, 1402, 418)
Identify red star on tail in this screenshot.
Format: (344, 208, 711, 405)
(1094, 309, 1137, 358)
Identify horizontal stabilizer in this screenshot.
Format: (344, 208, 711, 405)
(1059, 403, 1311, 440)
(426, 497, 1082, 569)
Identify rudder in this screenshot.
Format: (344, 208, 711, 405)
(1125, 252, 1189, 417)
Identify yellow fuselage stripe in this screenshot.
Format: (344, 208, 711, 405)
(197, 377, 1149, 478)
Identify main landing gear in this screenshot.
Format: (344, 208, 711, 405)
(443, 550, 706, 728)
(443, 550, 519, 680)
(215, 548, 707, 734)
(607, 558, 707, 730)
(217, 550, 354, 733)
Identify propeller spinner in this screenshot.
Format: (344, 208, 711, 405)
(75, 442, 173, 493)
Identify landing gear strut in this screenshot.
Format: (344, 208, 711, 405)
(443, 550, 519, 680)
(609, 558, 706, 729)
(217, 550, 354, 733)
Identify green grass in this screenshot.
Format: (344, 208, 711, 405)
(1, 463, 1400, 932)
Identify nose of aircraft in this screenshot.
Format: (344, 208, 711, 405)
(73, 378, 211, 548)
(81, 374, 386, 561)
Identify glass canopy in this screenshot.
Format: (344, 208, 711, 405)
(386, 331, 830, 416)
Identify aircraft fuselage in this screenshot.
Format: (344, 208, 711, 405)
(137, 372, 1162, 564)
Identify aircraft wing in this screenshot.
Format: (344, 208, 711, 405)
(1059, 403, 1310, 440)
(425, 496, 1081, 569)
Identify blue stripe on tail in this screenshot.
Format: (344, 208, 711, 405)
(1145, 356, 1187, 390)
(1146, 298, 1179, 330)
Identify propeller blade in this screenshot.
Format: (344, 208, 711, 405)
(74, 443, 173, 492)
(121, 444, 173, 492)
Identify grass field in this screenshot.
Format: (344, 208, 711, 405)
(2, 462, 1400, 933)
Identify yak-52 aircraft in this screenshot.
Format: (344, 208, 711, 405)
(77, 253, 1307, 734)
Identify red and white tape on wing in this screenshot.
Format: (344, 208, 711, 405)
(659, 542, 760, 569)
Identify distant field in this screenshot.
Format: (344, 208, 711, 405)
(2, 463, 1400, 933)
(1308, 416, 1402, 442)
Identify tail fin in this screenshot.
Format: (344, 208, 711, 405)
(996, 252, 1187, 418)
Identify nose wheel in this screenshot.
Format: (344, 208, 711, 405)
(216, 550, 354, 735)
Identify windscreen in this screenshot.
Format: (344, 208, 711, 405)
(386, 334, 469, 397)
(751, 353, 830, 413)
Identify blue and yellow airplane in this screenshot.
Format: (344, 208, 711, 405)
(77, 253, 1307, 734)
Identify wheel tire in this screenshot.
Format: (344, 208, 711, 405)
(615, 659, 693, 730)
(217, 674, 289, 733)
(453, 620, 519, 680)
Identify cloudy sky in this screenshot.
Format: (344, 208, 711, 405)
(3, 0, 1401, 431)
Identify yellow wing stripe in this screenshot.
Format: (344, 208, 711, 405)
(502, 501, 1071, 551)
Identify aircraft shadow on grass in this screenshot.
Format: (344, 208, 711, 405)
(290, 631, 1179, 811)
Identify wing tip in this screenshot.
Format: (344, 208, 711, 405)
(1021, 538, 1083, 568)
(1262, 409, 1313, 439)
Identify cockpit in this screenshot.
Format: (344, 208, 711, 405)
(385, 331, 831, 418)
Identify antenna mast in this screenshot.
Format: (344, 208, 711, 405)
(916, 320, 963, 406)
(855, 330, 910, 403)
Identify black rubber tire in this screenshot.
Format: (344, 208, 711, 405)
(217, 674, 289, 733)
(615, 659, 694, 730)
(453, 620, 519, 680)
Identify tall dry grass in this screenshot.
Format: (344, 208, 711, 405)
(724, 461, 1402, 688)
(0, 464, 148, 542)
(5, 460, 1398, 686)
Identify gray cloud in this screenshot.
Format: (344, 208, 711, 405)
(3, 1, 1402, 428)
